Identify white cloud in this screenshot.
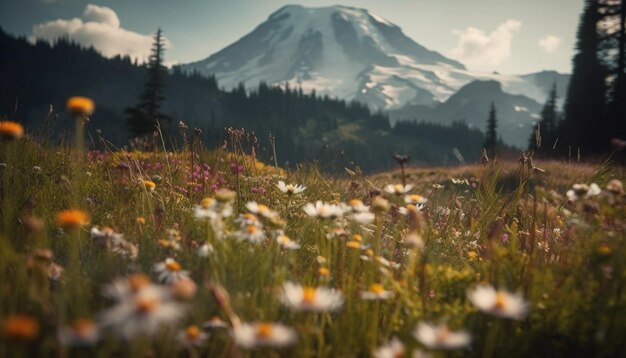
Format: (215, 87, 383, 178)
(450, 19, 522, 68)
(538, 35, 561, 53)
(31, 4, 167, 62)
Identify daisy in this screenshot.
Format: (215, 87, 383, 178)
(235, 213, 262, 227)
(194, 197, 233, 220)
(232, 322, 297, 349)
(202, 316, 228, 330)
(566, 183, 601, 201)
(98, 282, 185, 340)
(280, 282, 344, 312)
(59, 319, 99, 346)
(349, 211, 376, 225)
(414, 322, 471, 350)
(198, 243, 214, 257)
(235, 224, 266, 244)
(373, 337, 405, 358)
(90, 226, 123, 248)
(361, 283, 394, 300)
(303, 201, 345, 219)
(177, 325, 209, 348)
(467, 284, 528, 320)
(384, 184, 413, 195)
(246, 201, 279, 219)
(153, 258, 191, 284)
(276, 234, 301, 250)
(143, 180, 156, 192)
(277, 181, 306, 195)
(66, 96, 95, 116)
(346, 199, 370, 212)
(404, 194, 428, 208)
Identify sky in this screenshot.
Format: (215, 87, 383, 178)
(0, 0, 583, 74)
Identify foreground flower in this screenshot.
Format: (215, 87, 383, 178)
(277, 181, 306, 195)
(66, 96, 95, 116)
(566, 183, 601, 201)
(374, 337, 433, 358)
(90, 226, 138, 259)
(404, 194, 428, 208)
(177, 325, 209, 348)
(276, 234, 301, 250)
(384, 184, 413, 195)
(232, 322, 297, 349)
(246, 201, 279, 219)
(1, 315, 39, 342)
(153, 258, 191, 284)
(303, 201, 345, 219)
(0, 121, 24, 140)
(280, 282, 344, 312)
(414, 322, 471, 350)
(202, 316, 228, 330)
(98, 279, 185, 339)
(361, 283, 394, 300)
(143, 179, 156, 192)
(60, 319, 99, 346)
(467, 284, 528, 319)
(56, 209, 90, 230)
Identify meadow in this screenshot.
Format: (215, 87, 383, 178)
(0, 107, 625, 357)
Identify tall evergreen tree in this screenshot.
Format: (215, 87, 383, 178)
(529, 83, 559, 154)
(126, 28, 170, 137)
(561, 0, 607, 153)
(606, 0, 626, 141)
(484, 102, 498, 158)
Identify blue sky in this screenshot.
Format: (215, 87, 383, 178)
(0, 0, 583, 74)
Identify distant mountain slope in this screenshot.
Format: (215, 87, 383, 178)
(181, 4, 569, 113)
(389, 80, 543, 147)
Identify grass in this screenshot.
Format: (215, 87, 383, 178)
(0, 123, 625, 357)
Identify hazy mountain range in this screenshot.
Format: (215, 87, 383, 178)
(180, 5, 570, 146)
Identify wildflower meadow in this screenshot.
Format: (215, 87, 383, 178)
(0, 104, 625, 357)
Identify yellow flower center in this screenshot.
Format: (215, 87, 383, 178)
(1, 315, 39, 341)
(319, 267, 330, 276)
(128, 274, 150, 292)
(302, 287, 317, 304)
(185, 325, 200, 340)
(349, 199, 363, 207)
(244, 213, 258, 221)
(278, 235, 290, 245)
(246, 225, 258, 234)
(255, 323, 273, 338)
(257, 204, 269, 213)
(370, 284, 385, 294)
(346, 241, 361, 249)
(494, 292, 506, 310)
(135, 297, 159, 313)
(201, 197, 214, 209)
(394, 184, 403, 193)
(166, 260, 182, 272)
(66, 96, 95, 116)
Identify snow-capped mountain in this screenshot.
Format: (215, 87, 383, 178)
(181, 4, 568, 113)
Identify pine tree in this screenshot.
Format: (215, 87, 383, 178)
(126, 28, 170, 138)
(561, 0, 607, 153)
(484, 102, 498, 158)
(606, 0, 626, 141)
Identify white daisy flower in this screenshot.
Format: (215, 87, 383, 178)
(384, 184, 414, 195)
(246, 201, 279, 219)
(373, 337, 405, 358)
(102, 274, 152, 302)
(414, 322, 471, 350)
(177, 325, 209, 348)
(303, 201, 345, 219)
(90, 226, 138, 259)
(277, 181, 306, 195)
(276, 234, 301, 250)
(235, 213, 262, 227)
(198, 243, 214, 257)
(232, 322, 297, 349)
(280, 282, 344, 312)
(360, 283, 394, 300)
(404, 194, 428, 207)
(194, 197, 233, 220)
(349, 211, 376, 225)
(202, 316, 228, 330)
(153, 258, 191, 284)
(346, 199, 370, 212)
(566, 183, 602, 201)
(98, 281, 185, 340)
(467, 284, 529, 320)
(235, 224, 266, 244)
